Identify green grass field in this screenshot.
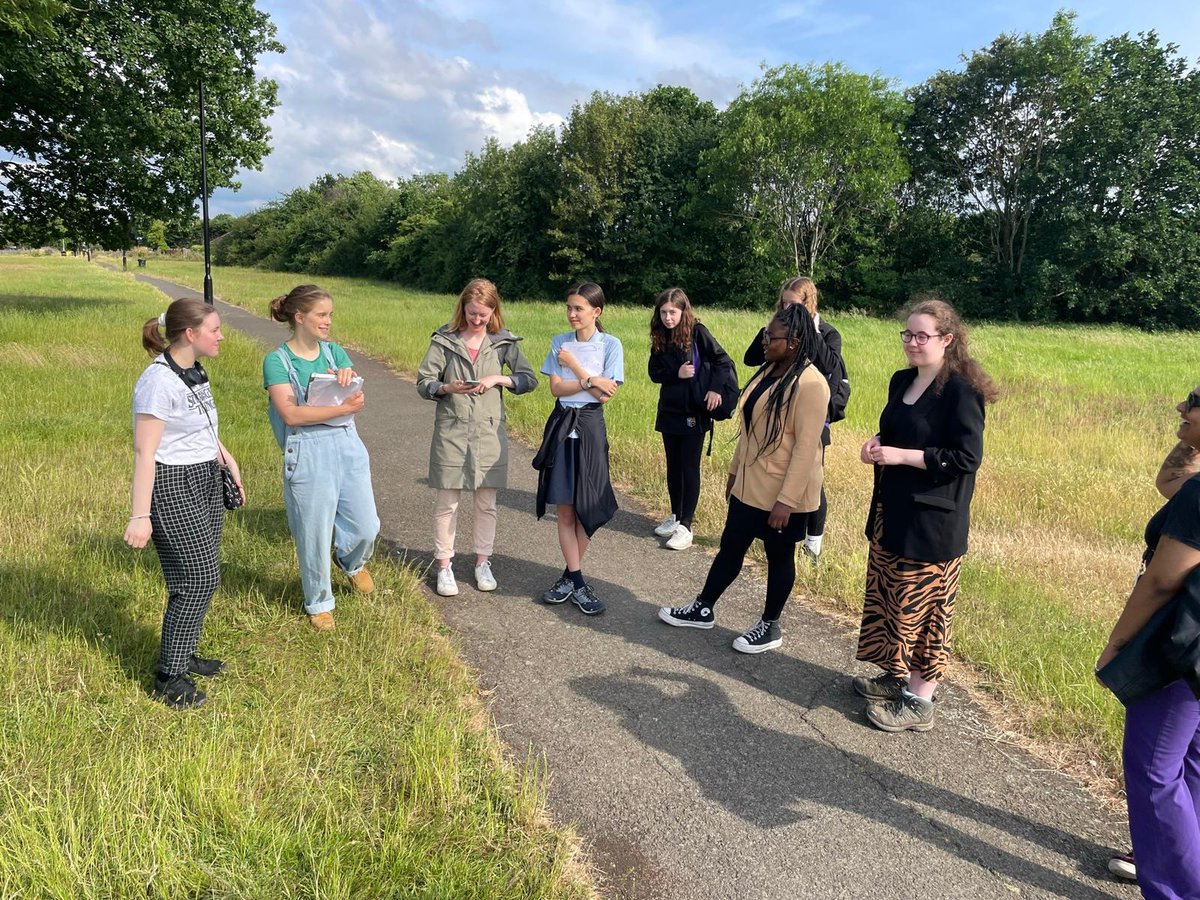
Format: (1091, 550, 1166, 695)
(0, 257, 593, 898)
(132, 254, 1200, 782)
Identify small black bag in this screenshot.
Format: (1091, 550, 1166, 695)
(219, 462, 244, 510)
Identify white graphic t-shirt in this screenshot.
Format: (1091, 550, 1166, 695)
(132, 356, 219, 465)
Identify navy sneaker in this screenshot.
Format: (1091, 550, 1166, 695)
(732, 618, 782, 654)
(570, 583, 606, 616)
(187, 654, 226, 678)
(658, 597, 715, 629)
(152, 672, 206, 709)
(541, 575, 574, 605)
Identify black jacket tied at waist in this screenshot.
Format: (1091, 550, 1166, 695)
(1098, 567, 1200, 706)
(532, 401, 617, 538)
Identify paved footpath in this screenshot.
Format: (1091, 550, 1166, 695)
(136, 270, 1133, 899)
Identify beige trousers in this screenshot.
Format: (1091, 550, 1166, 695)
(433, 488, 498, 561)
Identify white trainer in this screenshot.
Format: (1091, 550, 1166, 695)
(436, 566, 459, 596)
(654, 514, 678, 537)
(474, 561, 497, 592)
(666, 525, 693, 550)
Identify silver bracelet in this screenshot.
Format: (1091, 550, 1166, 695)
(129, 514, 151, 520)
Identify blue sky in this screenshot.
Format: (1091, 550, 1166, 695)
(211, 0, 1200, 215)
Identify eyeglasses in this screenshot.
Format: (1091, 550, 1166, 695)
(900, 330, 941, 346)
(1185, 391, 1200, 412)
(763, 334, 790, 343)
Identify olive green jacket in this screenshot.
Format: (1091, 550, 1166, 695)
(416, 326, 538, 490)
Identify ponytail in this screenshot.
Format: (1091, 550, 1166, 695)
(142, 299, 211, 356)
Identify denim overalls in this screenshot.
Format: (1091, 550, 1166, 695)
(270, 344, 380, 615)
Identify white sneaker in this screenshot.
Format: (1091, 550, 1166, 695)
(654, 514, 678, 537)
(474, 561, 497, 592)
(436, 566, 458, 596)
(666, 525, 693, 550)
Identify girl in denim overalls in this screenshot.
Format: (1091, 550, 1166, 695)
(264, 284, 380, 631)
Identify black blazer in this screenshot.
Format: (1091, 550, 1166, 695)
(648, 322, 733, 434)
(865, 369, 985, 561)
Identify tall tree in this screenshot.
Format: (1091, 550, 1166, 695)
(0, 0, 282, 247)
(904, 12, 1093, 297)
(705, 62, 908, 282)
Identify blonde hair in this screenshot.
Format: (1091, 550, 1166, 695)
(449, 278, 505, 334)
(776, 277, 819, 316)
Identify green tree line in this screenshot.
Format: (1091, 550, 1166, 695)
(214, 12, 1200, 328)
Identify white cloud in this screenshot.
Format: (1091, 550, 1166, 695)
(463, 86, 564, 145)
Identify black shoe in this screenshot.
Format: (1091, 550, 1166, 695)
(658, 597, 715, 629)
(541, 575, 575, 605)
(570, 583, 606, 616)
(187, 654, 226, 678)
(152, 672, 206, 709)
(732, 618, 782, 654)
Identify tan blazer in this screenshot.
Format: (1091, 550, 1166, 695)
(728, 365, 829, 513)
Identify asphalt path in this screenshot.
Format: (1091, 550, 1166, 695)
(133, 269, 1134, 900)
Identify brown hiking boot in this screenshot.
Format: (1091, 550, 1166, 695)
(852, 673, 907, 702)
(309, 611, 335, 632)
(347, 568, 374, 594)
(866, 693, 936, 733)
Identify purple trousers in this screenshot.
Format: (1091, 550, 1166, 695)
(1124, 678, 1200, 900)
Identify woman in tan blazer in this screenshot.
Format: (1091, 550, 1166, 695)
(658, 304, 828, 653)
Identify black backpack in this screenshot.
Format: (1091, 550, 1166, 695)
(826, 350, 850, 423)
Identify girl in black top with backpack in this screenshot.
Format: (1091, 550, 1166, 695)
(648, 287, 736, 550)
(744, 277, 848, 559)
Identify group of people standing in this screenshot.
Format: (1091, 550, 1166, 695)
(124, 275, 1199, 899)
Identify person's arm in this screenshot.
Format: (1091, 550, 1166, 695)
(1097, 535, 1200, 670)
(554, 347, 615, 400)
(124, 414, 164, 548)
(487, 342, 537, 395)
(1157, 441, 1200, 499)
(647, 349, 680, 385)
(771, 375, 829, 527)
(268, 382, 365, 425)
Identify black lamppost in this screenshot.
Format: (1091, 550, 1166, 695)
(199, 79, 214, 305)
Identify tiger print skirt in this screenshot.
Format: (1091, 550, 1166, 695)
(856, 505, 962, 681)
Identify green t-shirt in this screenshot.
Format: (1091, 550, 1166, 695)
(262, 341, 354, 393)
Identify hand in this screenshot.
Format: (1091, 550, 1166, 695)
(124, 517, 152, 549)
(767, 501, 794, 531)
(678, 363, 695, 380)
(590, 376, 618, 397)
(475, 374, 505, 392)
(725, 473, 736, 500)
(328, 367, 358, 387)
(869, 444, 908, 466)
(445, 380, 476, 395)
(556, 348, 578, 370)
(860, 436, 881, 465)
(704, 390, 722, 412)
(343, 390, 366, 413)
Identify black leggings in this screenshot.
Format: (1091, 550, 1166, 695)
(802, 486, 827, 537)
(662, 431, 705, 528)
(697, 520, 797, 622)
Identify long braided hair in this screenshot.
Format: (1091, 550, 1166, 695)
(751, 303, 822, 463)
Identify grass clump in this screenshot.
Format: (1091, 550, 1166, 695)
(0, 257, 593, 899)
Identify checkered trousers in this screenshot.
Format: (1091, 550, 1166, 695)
(150, 460, 224, 675)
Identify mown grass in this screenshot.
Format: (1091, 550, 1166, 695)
(0, 257, 593, 898)
(133, 255, 1200, 782)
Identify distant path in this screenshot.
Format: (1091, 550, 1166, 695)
(131, 268, 1133, 899)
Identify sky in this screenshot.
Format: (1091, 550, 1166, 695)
(210, 0, 1200, 215)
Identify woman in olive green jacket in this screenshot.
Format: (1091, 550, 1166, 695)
(416, 278, 538, 596)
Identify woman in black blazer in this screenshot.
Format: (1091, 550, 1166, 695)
(853, 297, 997, 733)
